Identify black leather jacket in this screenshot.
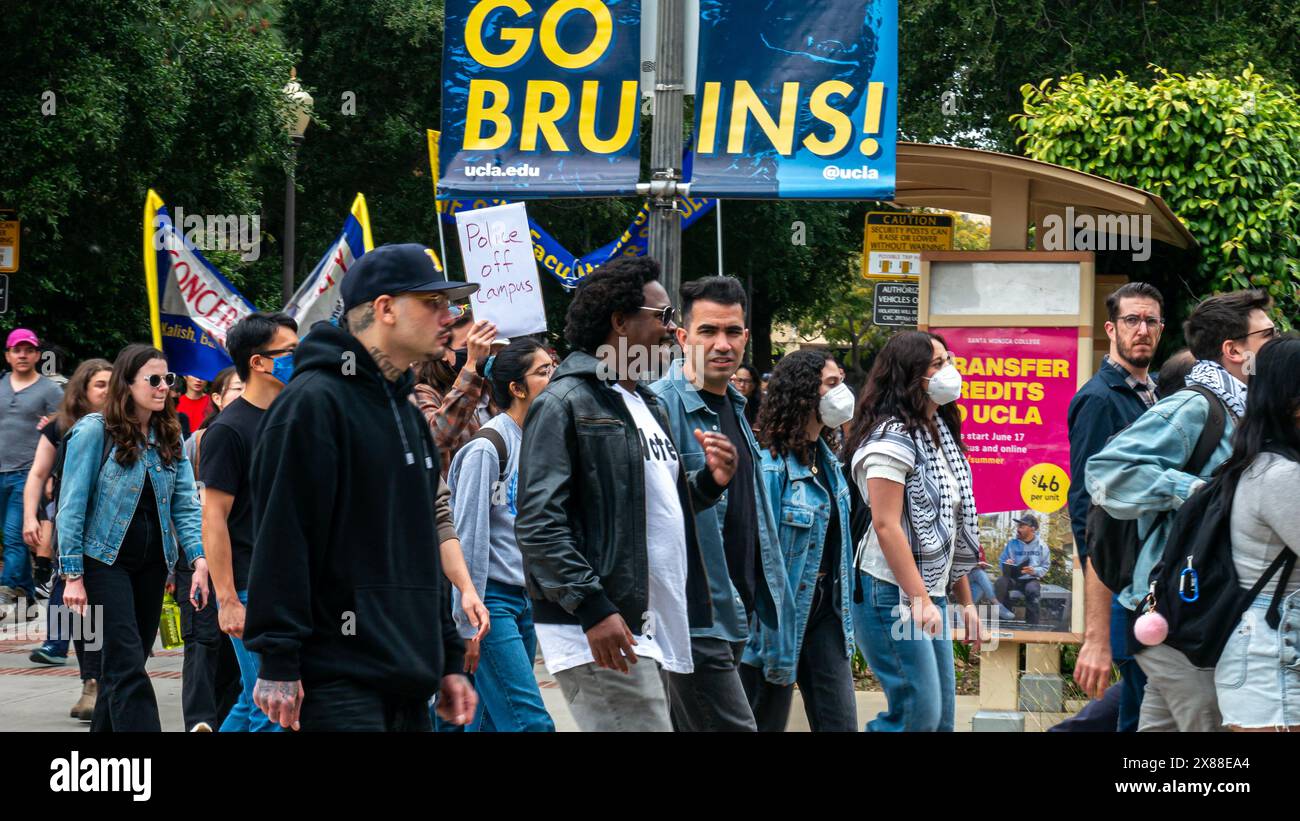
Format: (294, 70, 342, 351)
(515, 351, 722, 634)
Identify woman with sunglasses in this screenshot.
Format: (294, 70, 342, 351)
(57, 345, 207, 731)
(413, 305, 501, 479)
(446, 338, 556, 731)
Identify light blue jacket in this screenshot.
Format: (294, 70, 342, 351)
(744, 438, 855, 686)
(1084, 391, 1235, 610)
(997, 537, 1050, 579)
(649, 360, 790, 644)
(56, 413, 204, 575)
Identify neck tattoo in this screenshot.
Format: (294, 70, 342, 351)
(368, 346, 405, 382)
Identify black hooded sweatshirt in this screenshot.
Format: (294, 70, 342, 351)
(243, 322, 464, 699)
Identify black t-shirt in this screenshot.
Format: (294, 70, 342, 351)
(197, 397, 266, 591)
(118, 474, 164, 569)
(700, 390, 760, 614)
(812, 449, 842, 599)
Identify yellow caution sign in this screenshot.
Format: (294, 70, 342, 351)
(862, 211, 952, 280)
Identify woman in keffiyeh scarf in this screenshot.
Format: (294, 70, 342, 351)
(841, 331, 984, 732)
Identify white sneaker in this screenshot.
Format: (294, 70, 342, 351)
(190, 722, 214, 732)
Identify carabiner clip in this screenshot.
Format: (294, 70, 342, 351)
(1179, 557, 1199, 603)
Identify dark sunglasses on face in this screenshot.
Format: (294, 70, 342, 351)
(139, 372, 177, 389)
(639, 305, 678, 326)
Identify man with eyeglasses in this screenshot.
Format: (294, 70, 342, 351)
(1066, 282, 1164, 732)
(244, 244, 479, 731)
(197, 312, 299, 732)
(0, 328, 64, 616)
(516, 256, 738, 731)
(1087, 288, 1277, 732)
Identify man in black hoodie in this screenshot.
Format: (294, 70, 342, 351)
(244, 243, 479, 731)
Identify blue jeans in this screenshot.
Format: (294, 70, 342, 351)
(469, 581, 553, 732)
(220, 590, 281, 733)
(852, 571, 955, 732)
(0, 470, 33, 601)
(966, 567, 996, 605)
(1110, 595, 1146, 732)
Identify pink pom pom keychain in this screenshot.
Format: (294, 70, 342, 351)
(1134, 581, 1168, 646)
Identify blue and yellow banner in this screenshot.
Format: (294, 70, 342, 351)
(431, 130, 715, 289)
(690, 0, 898, 199)
(286, 193, 374, 330)
(144, 190, 256, 381)
(439, 0, 643, 198)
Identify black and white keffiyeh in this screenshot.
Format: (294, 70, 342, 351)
(853, 418, 981, 593)
(1186, 359, 1247, 418)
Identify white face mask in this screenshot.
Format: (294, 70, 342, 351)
(818, 382, 855, 429)
(925, 363, 963, 405)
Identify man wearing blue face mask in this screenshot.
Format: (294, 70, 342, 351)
(201, 312, 299, 731)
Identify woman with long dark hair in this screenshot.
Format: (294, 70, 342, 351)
(1214, 336, 1300, 731)
(446, 337, 556, 732)
(21, 358, 112, 719)
(740, 349, 857, 732)
(731, 362, 763, 430)
(57, 344, 207, 731)
(842, 330, 983, 732)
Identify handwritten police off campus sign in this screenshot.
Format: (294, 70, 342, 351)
(689, 0, 897, 199)
(440, 0, 643, 198)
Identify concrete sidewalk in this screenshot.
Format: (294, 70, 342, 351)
(1, 611, 1074, 732)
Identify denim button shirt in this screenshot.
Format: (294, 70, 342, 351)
(1084, 391, 1235, 611)
(55, 413, 204, 575)
(744, 438, 855, 686)
(649, 360, 791, 645)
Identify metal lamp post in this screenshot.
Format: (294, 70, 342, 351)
(282, 71, 313, 305)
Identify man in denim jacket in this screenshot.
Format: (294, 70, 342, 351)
(650, 277, 790, 731)
(1086, 290, 1277, 731)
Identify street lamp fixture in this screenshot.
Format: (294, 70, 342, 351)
(282, 69, 313, 304)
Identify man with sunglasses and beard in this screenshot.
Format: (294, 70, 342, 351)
(244, 244, 479, 731)
(515, 257, 738, 731)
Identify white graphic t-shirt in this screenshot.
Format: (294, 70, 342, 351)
(535, 385, 694, 675)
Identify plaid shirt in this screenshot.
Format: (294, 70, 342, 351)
(1103, 355, 1158, 408)
(411, 367, 500, 479)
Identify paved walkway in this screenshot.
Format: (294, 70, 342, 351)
(1, 608, 1076, 732)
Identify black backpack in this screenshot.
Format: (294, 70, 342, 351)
(843, 459, 873, 604)
(1148, 445, 1298, 668)
(1086, 384, 1226, 593)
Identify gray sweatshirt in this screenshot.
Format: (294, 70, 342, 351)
(447, 412, 525, 639)
(1231, 451, 1300, 596)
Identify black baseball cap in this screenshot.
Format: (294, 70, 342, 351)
(341, 243, 479, 313)
(1013, 514, 1040, 529)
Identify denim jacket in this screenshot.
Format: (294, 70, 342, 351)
(649, 360, 791, 644)
(744, 438, 855, 685)
(55, 413, 204, 575)
(1084, 390, 1235, 610)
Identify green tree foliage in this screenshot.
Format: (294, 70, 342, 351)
(901, 0, 1300, 149)
(0, 0, 294, 360)
(1013, 67, 1300, 328)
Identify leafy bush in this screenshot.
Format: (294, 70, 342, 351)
(1013, 66, 1300, 328)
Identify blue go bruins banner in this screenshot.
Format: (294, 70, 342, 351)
(690, 0, 897, 199)
(440, 0, 643, 198)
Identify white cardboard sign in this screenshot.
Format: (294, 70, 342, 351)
(455, 202, 547, 338)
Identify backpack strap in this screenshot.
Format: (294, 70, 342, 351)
(1180, 384, 1227, 476)
(469, 427, 509, 485)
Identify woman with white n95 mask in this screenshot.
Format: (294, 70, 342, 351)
(842, 331, 984, 732)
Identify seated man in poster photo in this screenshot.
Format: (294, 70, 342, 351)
(994, 515, 1051, 624)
